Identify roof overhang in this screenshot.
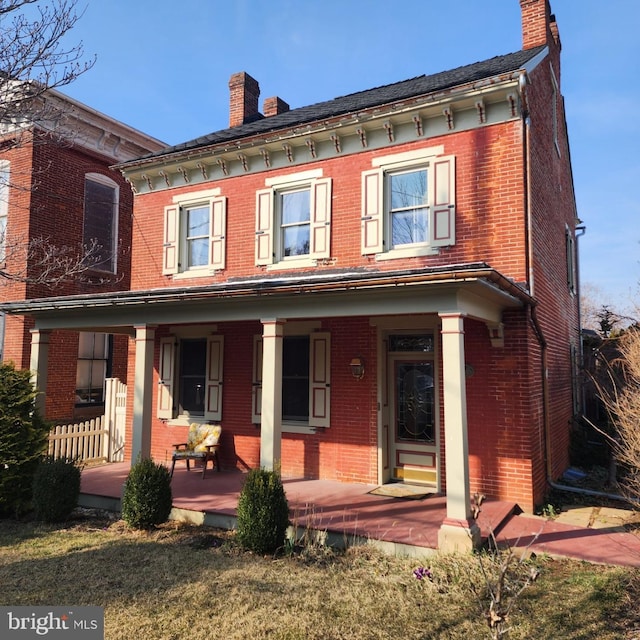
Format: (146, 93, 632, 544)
(0, 265, 532, 334)
(116, 47, 549, 196)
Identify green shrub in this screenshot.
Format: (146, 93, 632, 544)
(236, 468, 290, 554)
(121, 457, 172, 529)
(32, 457, 81, 522)
(0, 363, 50, 517)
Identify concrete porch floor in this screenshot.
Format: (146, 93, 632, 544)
(79, 462, 640, 566)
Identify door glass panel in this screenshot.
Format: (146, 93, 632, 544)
(396, 362, 434, 443)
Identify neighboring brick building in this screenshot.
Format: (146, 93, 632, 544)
(4, 0, 580, 549)
(0, 90, 165, 421)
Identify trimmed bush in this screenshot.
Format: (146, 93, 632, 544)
(236, 468, 290, 554)
(0, 363, 50, 517)
(32, 457, 81, 522)
(121, 457, 172, 529)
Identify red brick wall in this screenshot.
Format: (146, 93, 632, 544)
(0, 132, 135, 420)
(130, 123, 529, 291)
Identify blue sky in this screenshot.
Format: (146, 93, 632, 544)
(60, 0, 639, 314)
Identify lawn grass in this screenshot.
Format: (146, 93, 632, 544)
(0, 510, 638, 640)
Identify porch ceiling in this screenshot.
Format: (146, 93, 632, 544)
(0, 265, 531, 332)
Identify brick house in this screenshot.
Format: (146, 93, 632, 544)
(0, 89, 165, 421)
(3, 0, 579, 549)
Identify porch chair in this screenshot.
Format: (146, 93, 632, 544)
(170, 423, 222, 479)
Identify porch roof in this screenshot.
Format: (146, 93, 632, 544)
(0, 263, 532, 332)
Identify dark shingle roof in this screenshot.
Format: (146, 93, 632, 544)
(142, 46, 545, 161)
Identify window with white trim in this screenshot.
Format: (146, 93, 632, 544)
(75, 332, 111, 405)
(157, 334, 224, 423)
(256, 172, 332, 267)
(361, 150, 455, 259)
(0, 160, 9, 263)
(84, 173, 119, 273)
(163, 191, 227, 276)
(252, 332, 331, 431)
(566, 225, 576, 295)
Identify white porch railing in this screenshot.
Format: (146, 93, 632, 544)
(48, 378, 127, 464)
(48, 417, 108, 464)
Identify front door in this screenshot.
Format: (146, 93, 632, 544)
(388, 349, 438, 487)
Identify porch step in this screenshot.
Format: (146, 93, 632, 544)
(475, 501, 520, 543)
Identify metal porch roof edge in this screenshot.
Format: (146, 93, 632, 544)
(0, 264, 533, 317)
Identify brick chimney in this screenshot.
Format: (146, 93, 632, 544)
(229, 72, 261, 127)
(520, 0, 560, 50)
(263, 96, 290, 118)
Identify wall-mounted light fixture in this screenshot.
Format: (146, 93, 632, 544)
(350, 357, 365, 380)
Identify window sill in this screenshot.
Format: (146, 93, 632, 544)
(375, 246, 439, 261)
(171, 268, 218, 280)
(266, 257, 317, 271)
(167, 416, 205, 427)
(255, 421, 318, 435)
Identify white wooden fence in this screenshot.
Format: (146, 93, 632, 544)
(48, 378, 127, 464)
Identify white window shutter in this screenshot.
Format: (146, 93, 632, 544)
(310, 178, 332, 259)
(162, 205, 179, 274)
(361, 168, 383, 254)
(251, 335, 263, 423)
(204, 335, 224, 421)
(209, 196, 227, 270)
(157, 337, 176, 419)
(429, 155, 456, 247)
(255, 188, 274, 265)
(309, 332, 331, 428)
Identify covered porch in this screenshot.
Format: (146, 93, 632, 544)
(7, 264, 534, 552)
(79, 462, 517, 556)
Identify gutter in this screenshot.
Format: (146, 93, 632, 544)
(0, 266, 531, 315)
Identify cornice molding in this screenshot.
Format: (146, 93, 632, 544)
(122, 78, 522, 195)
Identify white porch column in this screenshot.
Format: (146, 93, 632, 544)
(260, 318, 284, 470)
(131, 325, 155, 462)
(29, 328, 51, 417)
(438, 313, 481, 552)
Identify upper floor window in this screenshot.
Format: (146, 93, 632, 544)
(389, 168, 428, 248)
(0, 161, 10, 262)
(279, 187, 311, 257)
(361, 147, 455, 259)
(84, 173, 119, 273)
(163, 189, 227, 276)
(256, 170, 332, 268)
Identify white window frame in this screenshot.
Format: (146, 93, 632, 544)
(252, 326, 331, 434)
(75, 332, 110, 405)
(361, 147, 456, 260)
(0, 161, 9, 263)
(255, 170, 332, 270)
(163, 188, 226, 277)
(551, 64, 561, 158)
(566, 224, 577, 296)
(157, 329, 224, 425)
(83, 173, 119, 273)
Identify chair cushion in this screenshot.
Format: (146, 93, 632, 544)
(173, 450, 206, 460)
(186, 423, 222, 453)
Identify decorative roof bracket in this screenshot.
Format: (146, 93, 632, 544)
(486, 322, 504, 348)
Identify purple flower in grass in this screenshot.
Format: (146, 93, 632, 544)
(413, 566, 433, 581)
